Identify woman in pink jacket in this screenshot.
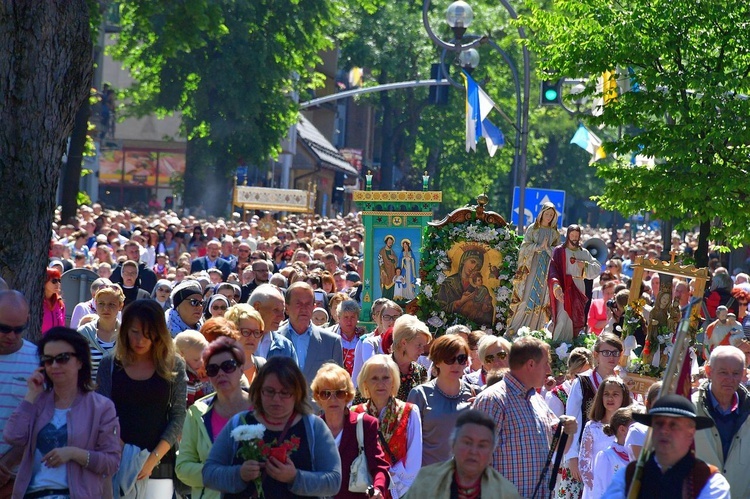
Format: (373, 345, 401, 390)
(42, 268, 66, 334)
(3, 327, 121, 499)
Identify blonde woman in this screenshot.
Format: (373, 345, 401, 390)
(390, 315, 431, 401)
(312, 363, 390, 498)
(97, 299, 187, 498)
(353, 355, 422, 498)
(224, 303, 266, 386)
(77, 285, 125, 380)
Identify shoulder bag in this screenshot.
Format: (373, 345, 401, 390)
(349, 412, 373, 492)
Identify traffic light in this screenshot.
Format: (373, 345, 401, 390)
(429, 64, 450, 106)
(540, 79, 562, 106)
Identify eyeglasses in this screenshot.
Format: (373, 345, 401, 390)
(381, 314, 400, 322)
(317, 389, 349, 400)
(485, 351, 508, 363)
(252, 267, 268, 272)
(212, 305, 228, 311)
(445, 354, 469, 365)
(261, 387, 293, 400)
(205, 359, 239, 377)
(187, 299, 205, 307)
(40, 352, 77, 367)
(240, 328, 263, 338)
(0, 322, 27, 335)
(157, 287, 170, 293)
(597, 349, 621, 358)
(49, 279, 62, 284)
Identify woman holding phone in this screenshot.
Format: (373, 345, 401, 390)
(3, 327, 121, 498)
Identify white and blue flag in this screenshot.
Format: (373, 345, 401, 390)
(462, 70, 504, 157)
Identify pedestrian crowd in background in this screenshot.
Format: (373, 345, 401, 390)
(1, 203, 748, 498)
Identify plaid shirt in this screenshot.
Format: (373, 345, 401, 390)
(472, 372, 558, 498)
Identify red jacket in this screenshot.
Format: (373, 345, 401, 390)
(326, 409, 391, 498)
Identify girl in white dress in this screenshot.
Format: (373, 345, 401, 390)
(592, 407, 634, 498)
(578, 376, 632, 499)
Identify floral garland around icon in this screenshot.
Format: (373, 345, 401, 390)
(416, 216, 520, 335)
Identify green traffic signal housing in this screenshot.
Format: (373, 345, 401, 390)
(540, 79, 562, 106)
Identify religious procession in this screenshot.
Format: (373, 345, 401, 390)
(0, 194, 743, 499)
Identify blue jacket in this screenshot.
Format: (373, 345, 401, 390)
(265, 331, 299, 363)
(202, 412, 342, 497)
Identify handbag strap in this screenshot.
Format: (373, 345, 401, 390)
(378, 430, 398, 464)
(355, 412, 365, 451)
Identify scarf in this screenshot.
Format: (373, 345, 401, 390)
(166, 308, 201, 337)
(366, 396, 406, 443)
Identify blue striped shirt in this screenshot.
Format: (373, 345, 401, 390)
(0, 340, 39, 456)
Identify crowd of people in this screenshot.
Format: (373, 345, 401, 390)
(0, 203, 749, 498)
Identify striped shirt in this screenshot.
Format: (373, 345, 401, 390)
(90, 336, 116, 382)
(472, 372, 559, 498)
(0, 340, 39, 456)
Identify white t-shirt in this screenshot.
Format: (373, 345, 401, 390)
(28, 408, 70, 492)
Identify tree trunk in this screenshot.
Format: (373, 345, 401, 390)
(696, 219, 711, 269)
(0, 2, 92, 343)
(60, 99, 91, 223)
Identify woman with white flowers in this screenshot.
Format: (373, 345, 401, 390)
(176, 336, 252, 499)
(203, 357, 341, 498)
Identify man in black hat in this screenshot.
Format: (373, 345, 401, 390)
(602, 394, 730, 498)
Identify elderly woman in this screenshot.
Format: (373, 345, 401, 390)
(390, 315, 430, 401)
(404, 410, 520, 499)
(352, 355, 422, 498)
(166, 280, 205, 337)
(352, 299, 402, 387)
(465, 334, 512, 389)
(224, 303, 266, 386)
(407, 334, 474, 465)
(312, 363, 390, 499)
(77, 285, 125, 380)
(97, 300, 187, 498)
(4, 327, 121, 498)
(176, 337, 253, 499)
(203, 357, 341, 498)
(328, 300, 362, 376)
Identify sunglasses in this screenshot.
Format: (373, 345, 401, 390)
(445, 354, 469, 365)
(212, 305, 228, 311)
(485, 351, 508, 363)
(40, 352, 77, 367)
(317, 389, 349, 400)
(187, 299, 205, 307)
(205, 359, 239, 377)
(49, 279, 62, 284)
(597, 349, 622, 358)
(0, 322, 28, 335)
(157, 287, 170, 293)
(240, 328, 263, 338)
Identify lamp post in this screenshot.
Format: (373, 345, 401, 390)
(422, 0, 530, 231)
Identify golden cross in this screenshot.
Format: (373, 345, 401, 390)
(670, 249, 679, 264)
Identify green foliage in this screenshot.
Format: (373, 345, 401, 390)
(77, 191, 92, 207)
(522, 0, 750, 245)
(111, 0, 338, 170)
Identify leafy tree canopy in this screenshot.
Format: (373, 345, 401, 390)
(522, 0, 750, 246)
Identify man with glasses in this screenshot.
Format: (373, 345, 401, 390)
(0, 290, 37, 493)
(240, 260, 272, 303)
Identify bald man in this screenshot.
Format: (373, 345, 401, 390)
(0, 290, 38, 490)
(694, 345, 750, 497)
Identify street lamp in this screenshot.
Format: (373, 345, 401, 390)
(422, 0, 530, 231)
(458, 48, 480, 71)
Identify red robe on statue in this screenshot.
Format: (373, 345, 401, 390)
(548, 245, 588, 335)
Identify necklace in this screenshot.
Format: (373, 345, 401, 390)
(454, 471, 481, 499)
(434, 379, 462, 399)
